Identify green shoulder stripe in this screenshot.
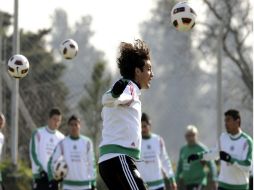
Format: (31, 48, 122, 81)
(232, 132, 252, 166)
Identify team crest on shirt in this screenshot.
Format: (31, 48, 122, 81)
(50, 138, 54, 143)
(73, 145, 77, 150)
(147, 145, 151, 149)
(230, 145, 234, 151)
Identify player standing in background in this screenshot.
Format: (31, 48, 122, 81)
(48, 115, 96, 190)
(188, 109, 253, 190)
(0, 113, 5, 190)
(99, 39, 154, 190)
(176, 125, 217, 190)
(136, 113, 177, 190)
(29, 108, 65, 190)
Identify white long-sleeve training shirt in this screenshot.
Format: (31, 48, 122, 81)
(137, 133, 175, 190)
(29, 126, 65, 178)
(99, 80, 142, 162)
(48, 135, 96, 190)
(202, 131, 252, 190)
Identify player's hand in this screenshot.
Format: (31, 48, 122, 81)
(220, 151, 231, 162)
(187, 154, 200, 163)
(39, 170, 48, 182)
(170, 182, 177, 190)
(111, 79, 129, 98)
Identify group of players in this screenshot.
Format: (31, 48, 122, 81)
(0, 39, 252, 190)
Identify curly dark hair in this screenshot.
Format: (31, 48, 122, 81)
(117, 39, 150, 80)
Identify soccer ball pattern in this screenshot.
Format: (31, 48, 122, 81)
(60, 39, 79, 60)
(53, 159, 68, 181)
(171, 2, 197, 32)
(7, 54, 30, 79)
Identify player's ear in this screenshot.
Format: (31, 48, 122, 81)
(135, 67, 142, 76)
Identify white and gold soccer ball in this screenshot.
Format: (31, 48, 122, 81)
(53, 159, 68, 181)
(171, 2, 197, 32)
(7, 54, 30, 79)
(60, 39, 79, 60)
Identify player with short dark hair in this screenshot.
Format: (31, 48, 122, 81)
(29, 108, 65, 190)
(48, 115, 96, 190)
(99, 39, 154, 190)
(188, 109, 253, 190)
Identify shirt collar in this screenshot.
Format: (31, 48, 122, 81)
(229, 130, 242, 139)
(46, 126, 56, 134)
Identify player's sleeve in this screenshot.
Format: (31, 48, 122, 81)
(29, 130, 43, 171)
(176, 148, 183, 182)
(0, 136, 4, 161)
(47, 141, 63, 181)
(102, 82, 134, 107)
(231, 137, 252, 172)
(87, 139, 96, 187)
(207, 160, 217, 181)
(159, 137, 175, 183)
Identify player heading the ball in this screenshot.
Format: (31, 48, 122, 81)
(99, 39, 154, 190)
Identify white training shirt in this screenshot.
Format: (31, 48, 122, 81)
(48, 135, 96, 190)
(137, 133, 175, 190)
(203, 131, 252, 189)
(99, 80, 142, 162)
(29, 126, 65, 178)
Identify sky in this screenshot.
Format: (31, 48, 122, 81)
(0, 0, 155, 66)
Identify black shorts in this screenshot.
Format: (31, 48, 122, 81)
(32, 172, 60, 190)
(99, 155, 147, 190)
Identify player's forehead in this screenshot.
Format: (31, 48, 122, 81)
(50, 114, 62, 120)
(144, 60, 152, 68)
(69, 120, 80, 125)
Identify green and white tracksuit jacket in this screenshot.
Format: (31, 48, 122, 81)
(136, 133, 176, 190)
(203, 131, 252, 190)
(29, 126, 64, 179)
(176, 142, 217, 186)
(48, 135, 96, 190)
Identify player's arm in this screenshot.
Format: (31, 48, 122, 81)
(176, 148, 183, 182)
(0, 136, 4, 161)
(47, 141, 63, 181)
(87, 140, 96, 189)
(159, 138, 176, 189)
(187, 146, 219, 163)
(207, 160, 217, 182)
(220, 138, 252, 172)
(102, 79, 134, 107)
(29, 130, 43, 172)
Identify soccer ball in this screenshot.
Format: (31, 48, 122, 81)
(171, 2, 197, 32)
(7, 54, 29, 79)
(53, 159, 68, 180)
(60, 39, 78, 59)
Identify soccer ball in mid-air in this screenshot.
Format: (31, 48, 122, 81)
(53, 159, 68, 180)
(60, 39, 79, 60)
(171, 2, 197, 32)
(7, 54, 30, 79)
